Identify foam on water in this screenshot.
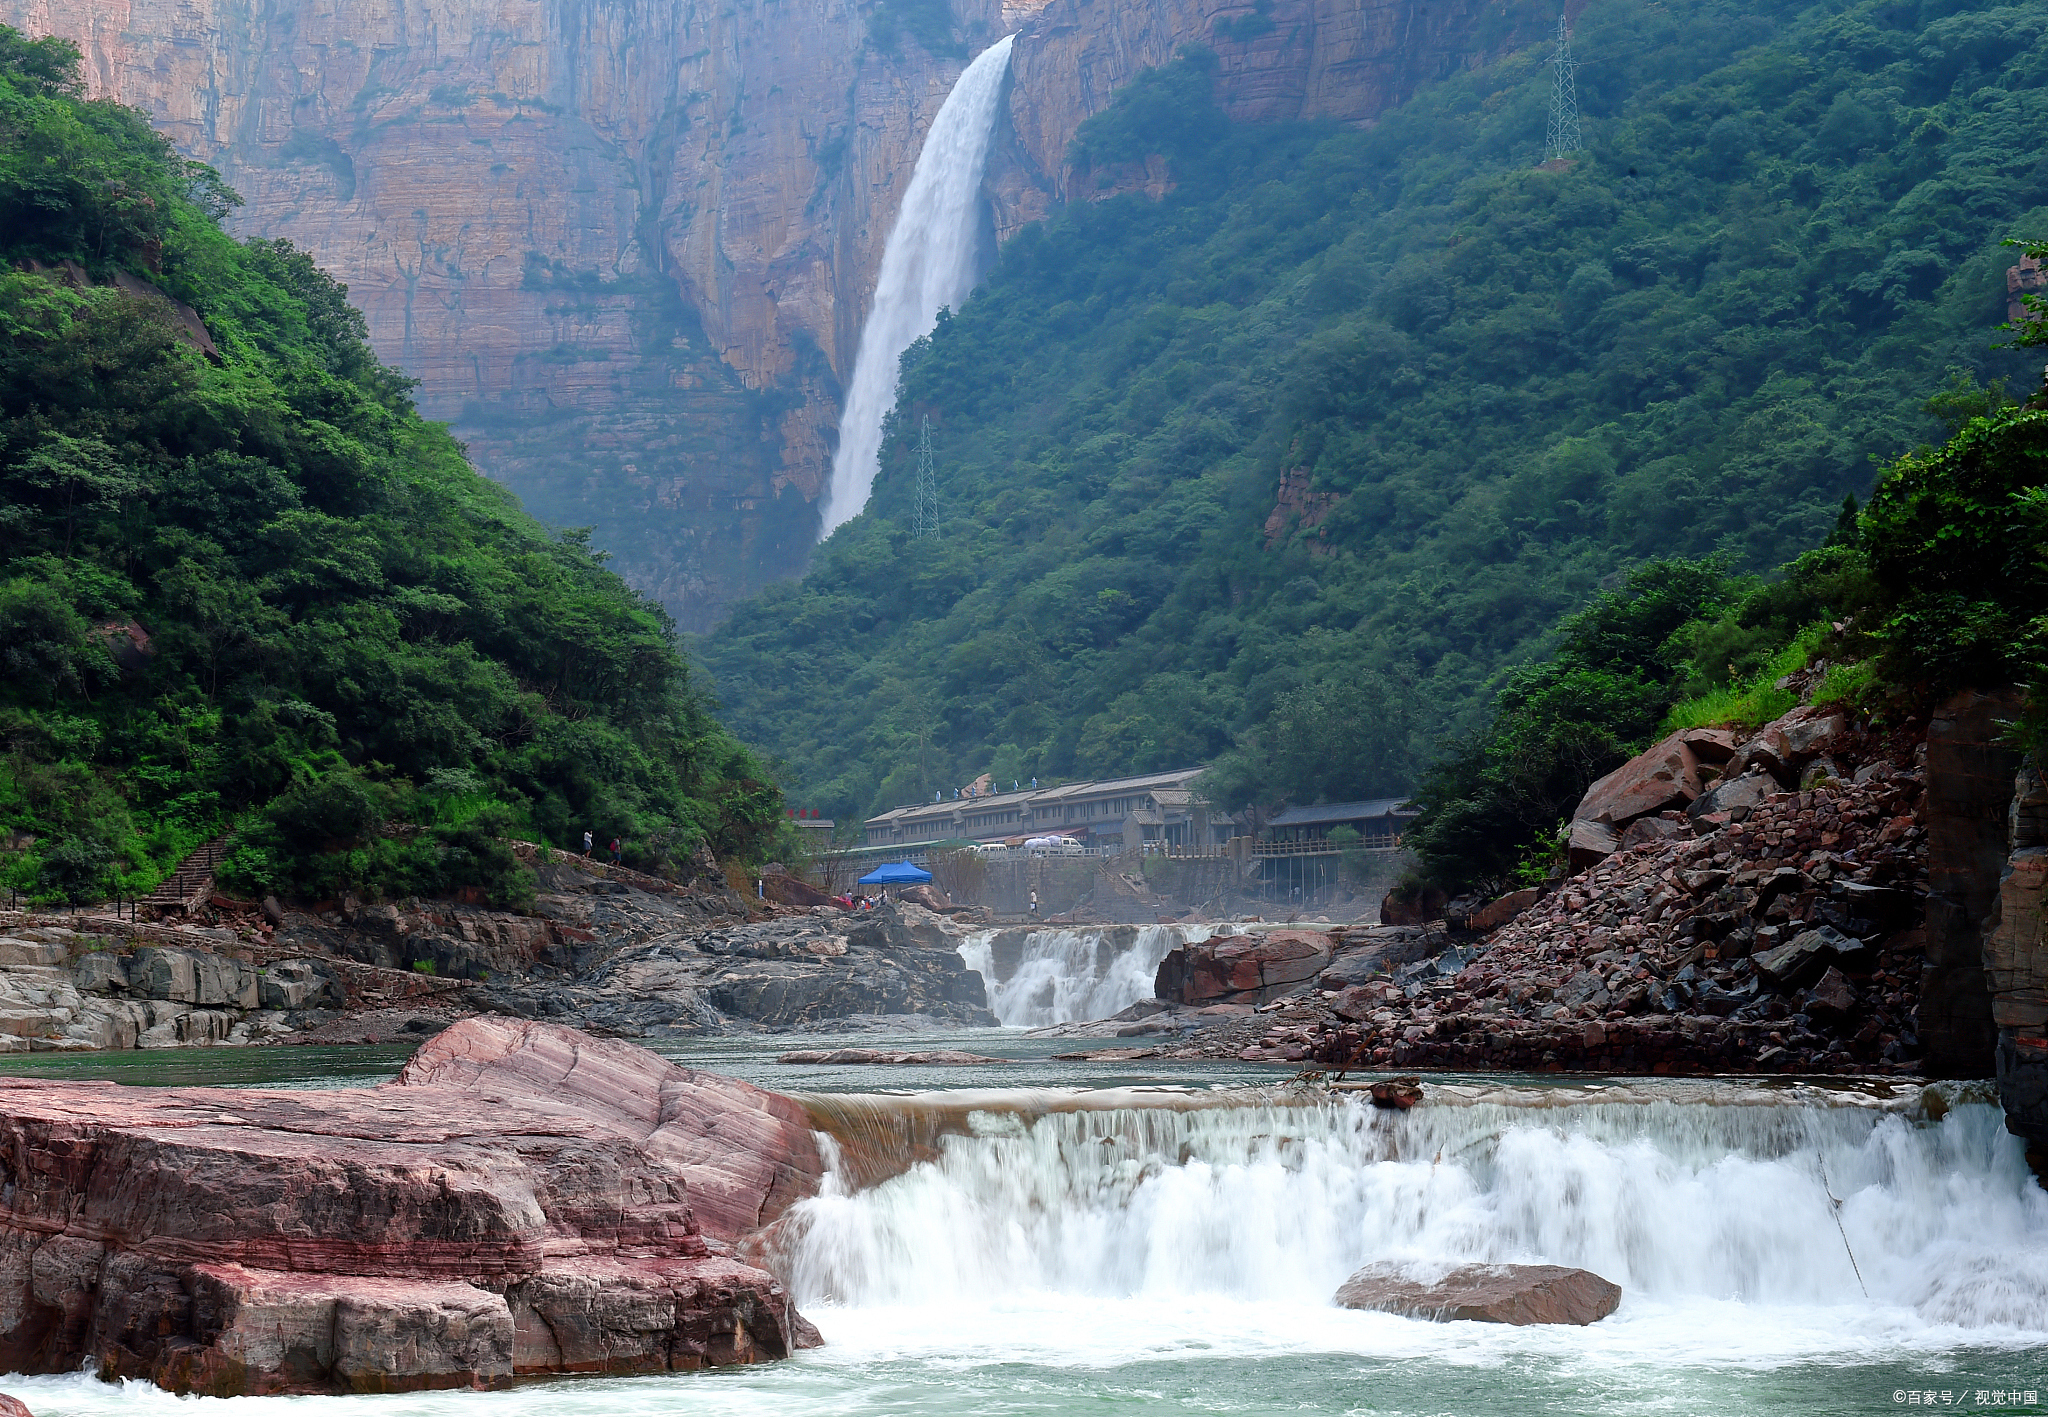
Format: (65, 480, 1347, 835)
(784, 1088, 2048, 1343)
(15, 1085, 2048, 1415)
(957, 924, 1210, 1026)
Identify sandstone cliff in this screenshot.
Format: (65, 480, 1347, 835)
(5, 0, 1536, 626)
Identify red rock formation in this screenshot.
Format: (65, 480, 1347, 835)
(0, 1018, 826, 1394)
(1575, 732, 1705, 831)
(1154, 929, 1332, 1005)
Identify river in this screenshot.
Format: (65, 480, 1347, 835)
(1, 1037, 2044, 1416)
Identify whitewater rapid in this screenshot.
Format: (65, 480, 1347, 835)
(820, 35, 1015, 537)
(11, 1084, 2048, 1415)
(782, 1085, 2048, 1344)
(957, 923, 1211, 1026)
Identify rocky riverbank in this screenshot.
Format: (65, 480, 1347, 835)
(1119, 706, 1936, 1076)
(0, 858, 992, 1054)
(0, 1018, 825, 1395)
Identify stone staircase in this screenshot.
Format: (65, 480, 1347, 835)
(141, 833, 238, 916)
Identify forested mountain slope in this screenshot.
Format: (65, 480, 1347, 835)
(0, 30, 783, 904)
(702, 0, 2048, 821)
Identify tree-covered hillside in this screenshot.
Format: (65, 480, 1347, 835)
(702, 0, 2047, 822)
(0, 29, 784, 904)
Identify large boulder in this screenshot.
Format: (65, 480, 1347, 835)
(1154, 931, 1333, 1006)
(1920, 688, 2025, 1077)
(1575, 732, 1704, 831)
(1334, 1262, 1621, 1325)
(0, 1018, 827, 1395)
(1687, 769, 1775, 824)
(1753, 924, 1865, 990)
(1566, 818, 1621, 870)
(1466, 889, 1541, 934)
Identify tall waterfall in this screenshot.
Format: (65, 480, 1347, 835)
(958, 923, 1213, 1026)
(782, 1087, 2048, 1340)
(818, 35, 1016, 538)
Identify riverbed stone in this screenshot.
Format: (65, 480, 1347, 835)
(1334, 1262, 1622, 1325)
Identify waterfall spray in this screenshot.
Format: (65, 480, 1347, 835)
(819, 35, 1015, 538)
(782, 1087, 2048, 1330)
(958, 924, 1213, 1026)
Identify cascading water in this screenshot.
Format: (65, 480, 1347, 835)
(19, 1077, 2048, 1416)
(818, 35, 1015, 537)
(958, 923, 1213, 1025)
(781, 1086, 2048, 1346)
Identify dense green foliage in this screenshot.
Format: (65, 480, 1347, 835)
(0, 31, 785, 904)
(704, 0, 2047, 826)
(1405, 375, 2048, 892)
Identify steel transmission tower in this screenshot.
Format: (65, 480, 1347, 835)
(1545, 12, 1581, 162)
(912, 415, 939, 539)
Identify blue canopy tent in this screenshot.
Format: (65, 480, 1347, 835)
(857, 861, 933, 886)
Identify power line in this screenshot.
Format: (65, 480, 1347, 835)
(913, 414, 939, 540)
(1545, 12, 1581, 163)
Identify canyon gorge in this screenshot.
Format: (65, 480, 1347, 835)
(0, 0, 1543, 625)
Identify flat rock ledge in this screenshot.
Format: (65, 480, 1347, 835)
(0, 1018, 828, 1395)
(1334, 1262, 1622, 1325)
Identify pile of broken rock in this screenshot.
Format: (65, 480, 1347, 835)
(1169, 705, 1932, 1075)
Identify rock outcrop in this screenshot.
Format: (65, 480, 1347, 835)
(0, 1018, 825, 1394)
(0, 856, 996, 1052)
(7, 0, 1540, 626)
(0, 926, 350, 1051)
(474, 889, 996, 1033)
(1154, 929, 1333, 1006)
(1988, 763, 2048, 1157)
(1334, 1262, 1622, 1325)
(1918, 689, 2025, 1077)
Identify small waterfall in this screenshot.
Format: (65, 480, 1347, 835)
(819, 35, 1016, 538)
(781, 1086, 2048, 1331)
(958, 923, 1213, 1025)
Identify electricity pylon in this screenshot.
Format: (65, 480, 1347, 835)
(913, 415, 939, 540)
(1545, 12, 1581, 162)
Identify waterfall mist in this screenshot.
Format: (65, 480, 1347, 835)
(819, 35, 1015, 538)
(784, 1089, 2048, 1338)
(958, 924, 1213, 1026)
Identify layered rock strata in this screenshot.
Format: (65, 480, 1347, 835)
(0, 924, 352, 1051)
(6, 0, 1539, 624)
(0, 1017, 825, 1394)
(0, 859, 994, 1051)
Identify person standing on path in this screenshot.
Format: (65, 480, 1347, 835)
(582, 830, 594, 857)
(609, 837, 623, 866)
(1029, 889, 1038, 917)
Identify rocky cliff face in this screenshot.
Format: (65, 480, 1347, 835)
(5, 0, 1532, 626)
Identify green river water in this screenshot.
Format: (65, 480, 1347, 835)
(0, 1034, 2041, 1417)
